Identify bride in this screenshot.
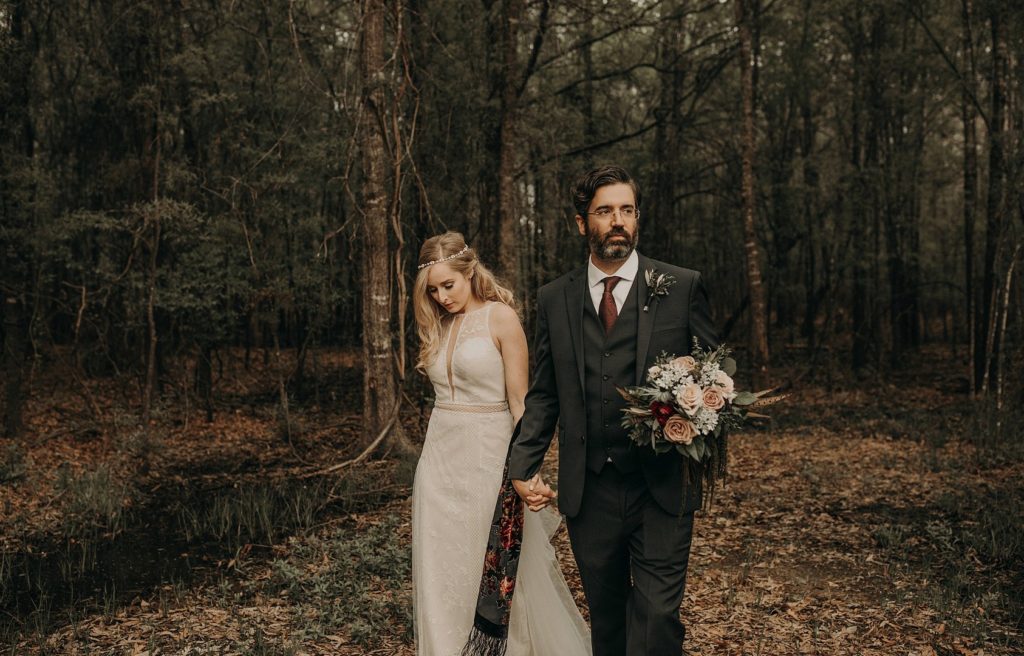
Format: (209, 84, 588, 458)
(411, 231, 591, 655)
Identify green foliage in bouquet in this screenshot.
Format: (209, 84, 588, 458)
(617, 340, 782, 508)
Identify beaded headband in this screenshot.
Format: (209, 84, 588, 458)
(417, 245, 471, 270)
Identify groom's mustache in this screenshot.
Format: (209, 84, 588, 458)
(603, 229, 631, 243)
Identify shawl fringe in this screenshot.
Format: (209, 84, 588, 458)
(460, 617, 508, 656)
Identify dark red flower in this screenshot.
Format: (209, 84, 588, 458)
(499, 576, 515, 598)
(650, 401, 674, 426)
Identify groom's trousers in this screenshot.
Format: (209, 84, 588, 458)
(566, 465, 695, 656)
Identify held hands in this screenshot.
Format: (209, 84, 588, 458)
(512, 474, 556, 512)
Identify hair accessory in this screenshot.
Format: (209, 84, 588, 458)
(417, 245, 471, 270)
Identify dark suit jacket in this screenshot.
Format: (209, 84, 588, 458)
(508, 252, 719, 518)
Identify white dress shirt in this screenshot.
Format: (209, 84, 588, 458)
(586, 250, 639, 314)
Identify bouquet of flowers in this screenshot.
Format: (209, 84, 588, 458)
(617, 339, 778, 496)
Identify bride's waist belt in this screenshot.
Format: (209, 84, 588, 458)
(433, 401, 509, 414)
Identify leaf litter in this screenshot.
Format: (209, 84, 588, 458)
(4, 348, 1022, 654)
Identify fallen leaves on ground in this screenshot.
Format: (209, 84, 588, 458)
(5, 347, 1022, 654)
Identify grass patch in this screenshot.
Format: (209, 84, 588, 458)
(175, 480, 327, 552)
(55, 464, 129, 539)
(0, 442, 26, 484)
(260, 513, 412, 648)
(873, 489, 1024, 646)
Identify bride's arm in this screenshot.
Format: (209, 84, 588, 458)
(490, 302, 529, 423)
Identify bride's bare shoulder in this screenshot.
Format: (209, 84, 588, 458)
(488, 301, 521, 326)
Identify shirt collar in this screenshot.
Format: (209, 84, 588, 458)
(587, 249, 639, 288)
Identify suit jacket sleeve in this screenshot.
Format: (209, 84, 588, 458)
(508, 287, 559, 481)
(689, 273, 720, 351)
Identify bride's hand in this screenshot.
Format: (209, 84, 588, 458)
(512, 474, 556, 512)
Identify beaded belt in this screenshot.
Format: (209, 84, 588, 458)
(433, 401, 509, 414)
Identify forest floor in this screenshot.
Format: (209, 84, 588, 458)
(1, 346, 1022, 655)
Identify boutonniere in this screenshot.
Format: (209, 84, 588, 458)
(643, 268, 676, 312)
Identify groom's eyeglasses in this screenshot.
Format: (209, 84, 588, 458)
(588, 207, 638, 219)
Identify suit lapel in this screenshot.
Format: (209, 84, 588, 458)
(635, 254, 657, 385)
(563, 266, 588, 396)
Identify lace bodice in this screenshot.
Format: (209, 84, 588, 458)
(425, 302, 506, 405)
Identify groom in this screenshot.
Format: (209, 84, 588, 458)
(509, 165, 718, 656)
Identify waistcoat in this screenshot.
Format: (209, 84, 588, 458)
(582, 278, 640, 473)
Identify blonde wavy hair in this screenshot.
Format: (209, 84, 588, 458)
(413, 232, 516, 372)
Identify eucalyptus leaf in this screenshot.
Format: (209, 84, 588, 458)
(733, 391, 757, 406)
(722, 357, 737, 377)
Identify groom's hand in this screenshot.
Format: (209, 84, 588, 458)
(512, 474, 556, 512)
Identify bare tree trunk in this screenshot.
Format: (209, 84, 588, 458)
(580, 18, 597, 167)
(271, 320, 293, 442)
(735, 0, 769, 381)
(978, 5, 1008, 392)
(961, 0, 979, 394)
(142, 8, 162, 433)
(495, 0, 526, 283)
(3, 294, 26, 438)
(0, 0, 33, 439)
(359, 0, 413, 456)
(848, 7, 870, 372)
(798, 0, 819, 351)
(994, 244, 1021, 428)
(867, 15, 885, 371)
(196, 343, 213, 422)
(651, 0, 687, 259)
(142, 209, 160, 431)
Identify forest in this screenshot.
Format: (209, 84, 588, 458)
(1, 0, 1022, 653)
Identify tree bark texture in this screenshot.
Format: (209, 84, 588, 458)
(978, 6, 1008, 392)
(735, 0, 770, 378)
(359, 0, 411, 454)
(961, 0, 979, 393)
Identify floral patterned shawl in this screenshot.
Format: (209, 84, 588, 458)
(461, 422, 525, 656)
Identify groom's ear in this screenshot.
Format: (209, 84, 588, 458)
(575, 214, 586, 236)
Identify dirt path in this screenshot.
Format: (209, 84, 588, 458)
(11, 382, 1023, 655)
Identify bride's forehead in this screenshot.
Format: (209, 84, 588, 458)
(426, 263, 462, 286)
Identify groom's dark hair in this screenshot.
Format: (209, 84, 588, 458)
(571, 165, 642, 218)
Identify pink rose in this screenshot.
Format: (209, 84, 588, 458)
(672, 355, 697, 373)
(663, 415, 696, 445)
(675, 382, 703, 416)
(714, 370, 735, 396)
(702, 387, 725, 411)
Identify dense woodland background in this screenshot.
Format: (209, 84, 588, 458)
(2, 0, 1022, 447)
(1, 0, 1023, 653)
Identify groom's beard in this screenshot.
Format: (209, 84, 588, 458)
(588, 223, 639, 261)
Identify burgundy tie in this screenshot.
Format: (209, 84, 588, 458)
(599, 276, 622, 334)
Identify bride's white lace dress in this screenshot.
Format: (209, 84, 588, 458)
(412, 301, 592, 655)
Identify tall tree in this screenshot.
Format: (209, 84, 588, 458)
(979, 2, 1008, 393)
(649, 0, 687, 259)
(735, 0, 770, 379)
(961, 0, 979, 393)
(0, 0, 35, 438)
(358, 0, 414, 455)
